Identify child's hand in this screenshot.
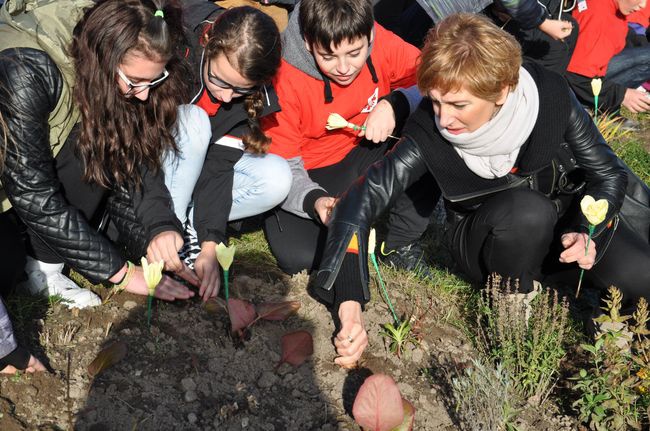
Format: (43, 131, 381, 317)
(195, 242, 221, 302)
(315, 196, 338, 225)
(360, 99, 395, 143)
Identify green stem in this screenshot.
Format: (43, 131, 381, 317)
(147, 294, 153, 328)
(594, 95, 599, 125)
(224, 269, 230, 302)
(370, 253, 399, 325)
(576, 224, 596, 299)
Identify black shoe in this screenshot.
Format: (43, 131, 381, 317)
(379, 241, 434, 280)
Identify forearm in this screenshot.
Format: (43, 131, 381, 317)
(281, 157, 327, 219)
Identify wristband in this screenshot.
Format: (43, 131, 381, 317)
(113, 261, 135, 292)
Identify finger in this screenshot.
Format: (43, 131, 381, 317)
(560, 233, 576, 248)
(147, 246, 163, 266)
(157, 276, 194, 300)
(164, 249, 184, 273)
(334, 354, 359, 368)
(177, 264, 200, 286)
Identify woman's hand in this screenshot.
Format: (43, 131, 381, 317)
(360, 99, 396, 143)
(124, 266, 195, 301)
(147, 230, 199, 286)
(334, 301, 368, 367)
(315, 196, 338, 226)
(538, 19, 573, 41)
(559, 232, 597, 270)
(194, 241, 221, 302)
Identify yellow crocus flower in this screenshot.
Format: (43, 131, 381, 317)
(215, 242, 236, 270)
(580, 195, 609, 226)
(591, 78, 602, 97)
(140, 256, 164, 295)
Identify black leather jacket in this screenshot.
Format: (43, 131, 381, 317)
(314, 87, 629, 303)
(0, 47, 180, 282)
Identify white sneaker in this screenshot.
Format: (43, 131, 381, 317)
(21, 257, 101, 309)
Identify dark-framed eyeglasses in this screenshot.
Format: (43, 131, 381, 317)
(117, 67, 169, 95)
(206, 60, 259, 96)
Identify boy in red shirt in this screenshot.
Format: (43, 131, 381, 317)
(566, 0, 650, 117)
(262, 0, 436, 285)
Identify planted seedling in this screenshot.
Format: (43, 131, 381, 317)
(380, 320, 418, 359)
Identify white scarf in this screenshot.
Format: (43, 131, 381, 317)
(435, 67, 540, 179)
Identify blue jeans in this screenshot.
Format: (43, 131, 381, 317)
(606, 46, 650, 89)
(163, 104, 291, 226)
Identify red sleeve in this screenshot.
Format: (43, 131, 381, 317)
(374, 24, 420, 89)
(262, 61, 304, 160)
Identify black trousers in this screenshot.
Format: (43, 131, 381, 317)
(26, 139, 108, 263)
(264, 140, 436, 275)
(450, 188, 650, 300)
(0, 212, 26, 296)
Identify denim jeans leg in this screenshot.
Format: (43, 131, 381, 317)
(229, 152, 291, 221)
(163, 104, 212, 225)
(606, 46, 650, 89)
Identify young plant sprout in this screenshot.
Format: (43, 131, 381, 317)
(215, 242, 236, 302)
(326, 113, 399, 139)
(576, 195, 609, 298)
(141, 256, 164, 327)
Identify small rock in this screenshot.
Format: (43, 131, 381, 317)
(134, 370, 142, 377)
(399, 382, 415, 397)
(123, 301, 138, 311)
(291, 389, 301, 398)
(411, 348, 424, 363)
(188, 413, 198, 424)
(145, 341, 155, 352)
(241, 417, 249, 428)
(69, 385, 85, 399)
(181, 377, 197, 392)
(185, 390, 198, 402)
(257, 371, 278, 389)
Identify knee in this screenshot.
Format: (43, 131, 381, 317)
(508, 189, 557, 230)
(176, 104, 211, 155)
(254, 154, 292, 207)
(487, 189, 557, 244)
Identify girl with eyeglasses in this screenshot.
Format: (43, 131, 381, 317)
(0, 0, 197, 309)
(159, 4, 290, 295)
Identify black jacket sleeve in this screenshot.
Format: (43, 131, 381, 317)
(0, 48, 124, 282)
(130, 165, 183, 241)
(192, 143, 243, 245)
(564, 89, 628, 237)
(314, 138, 435, 301)
(496, 0, 547, 29)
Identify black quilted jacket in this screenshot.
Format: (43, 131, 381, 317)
(0, 47, 178, 282)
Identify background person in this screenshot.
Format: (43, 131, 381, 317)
(0, 0, 195, 308)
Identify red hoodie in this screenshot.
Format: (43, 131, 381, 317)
(567, 0, 628, 77)
(263, 24, 419, 170)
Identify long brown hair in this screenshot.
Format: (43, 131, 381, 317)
(205, 6, 281, 154)
(71, 0, 189, 188)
